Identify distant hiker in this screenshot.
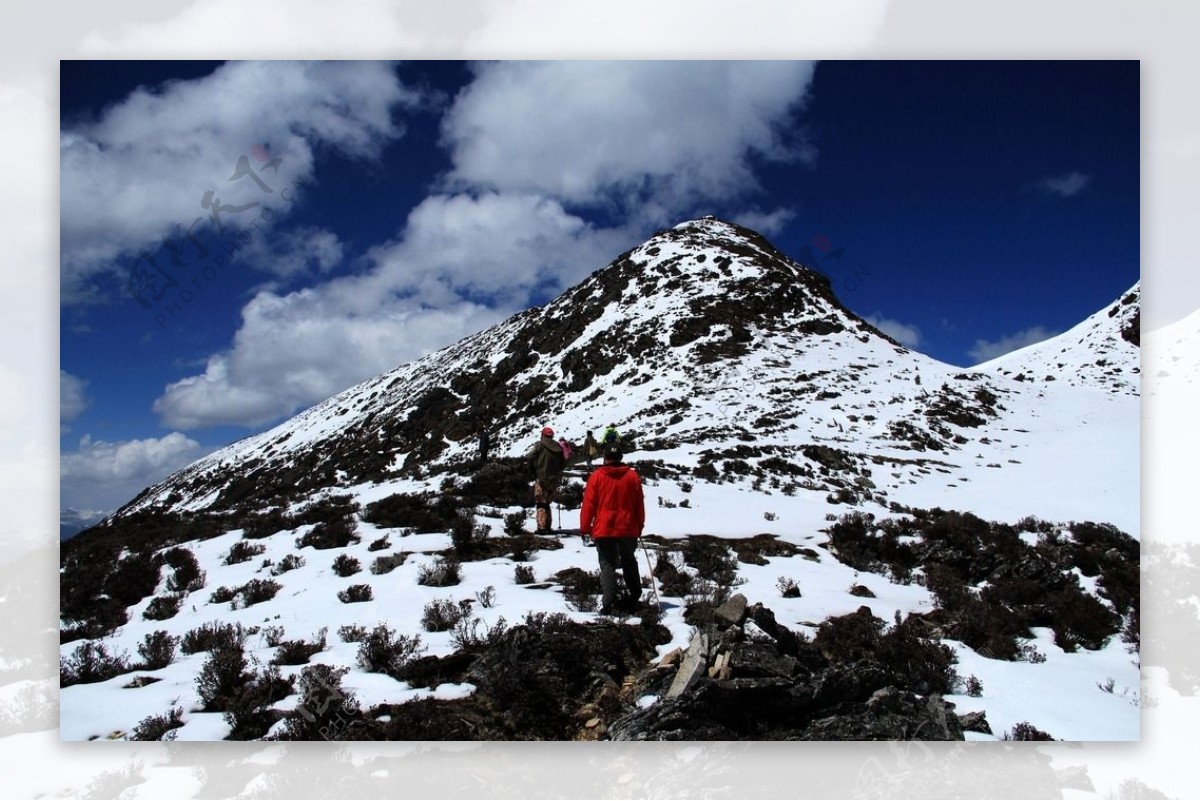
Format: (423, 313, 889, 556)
(582, 430, 600, 469)
(527, 426, 565, 535)
(602, 423, 621, 449)
(580, 448, 645, 614)
(558, 437, 573, 463)
(478, 427, 491, 463)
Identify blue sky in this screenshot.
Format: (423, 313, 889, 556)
(59, 60, 1139, 513)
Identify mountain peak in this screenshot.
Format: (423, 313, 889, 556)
(105, 220, 1134, 529)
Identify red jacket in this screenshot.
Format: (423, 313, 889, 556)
(580, 464, 645, 539)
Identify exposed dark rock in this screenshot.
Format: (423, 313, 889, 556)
(959, 710, 993, 735)
(714, 593, 748, 628)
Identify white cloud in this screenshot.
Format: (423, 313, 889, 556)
(441, 61, 816, 221)
(370, 192, 634, 306)
(60, 371, 89, 428)
(152, 191, 637, 429)
(147, 61, 822, 430)
(865, 314, 922, 348)
(240, 226, 346, 280)
(968, 326, 1059, 363)
(60, 432, 209, 511)
(732, 207, 797, 237)
(60, 60, 420, 303)
(1039, 171, 1092, 198)
(153, 292, 505, 430)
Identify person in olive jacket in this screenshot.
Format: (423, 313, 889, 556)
(580, 448, 645, 614)
(527, 426, 565, 534)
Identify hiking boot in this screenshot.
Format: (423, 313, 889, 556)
(614, 595, 640, 614)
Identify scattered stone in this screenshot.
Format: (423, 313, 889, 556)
(958, 710, 992, 735)
(666, 631, 709, 698)
(714, 593, 749, 627)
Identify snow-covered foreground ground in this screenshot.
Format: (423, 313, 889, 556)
(59, 434, 1141, 743)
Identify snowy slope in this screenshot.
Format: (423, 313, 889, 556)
(60, 217, 1141, 743)
(111, 218, 1136, 533)
(975, 283, 1140, 396)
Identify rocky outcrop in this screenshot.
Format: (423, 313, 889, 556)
(610, 595, 968, 741)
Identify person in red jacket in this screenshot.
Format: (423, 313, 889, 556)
(580, 448, 645, 614)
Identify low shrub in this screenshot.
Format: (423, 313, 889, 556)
(294, 494, 360, 528)
(209, 586, 236, 605)
(242, 509, 294, 539)
(60, 641, 131, 687)
(337, 624, 368, 643)
(814, 606, 883, 664)
(260, 625, 286, 647)
(556, 568, 602, 612)
(356, 624, 425, 677)
(653, 553, 696, 598)
(104, 550, 162, 609)
(224, 540, 266, 565)
(129, 706, 184, 741)
(296, 515, 360, 550)
(503, 511, 527, 537)
(368, 536, 391, 552)
(681, 537, 740, 588)
(370, 553, 407, 575)
(1049, 582, 1121, 652)
(509, 535, 536, 562)
(163, 547, 205, 593)
(272, 631, 327, 666)
(238, 578, 282, 607)
(331, 554, 361, 577)
(450, 615, 510, 651)
(142, 594, 185, 621)
(1004, 721, 1055, 741)
(876, 615, 959, 695)
(556, 481, 585, 509)
(777, 576, 801, 598)
(195, 645, 248, 711)
(450, 512, 491, 558)
(137, 630, 178, 670)
(274, 663, 362, 741)
(271, 554, 306, 576)
(417, 556, 462, 587)
(421, 598, 473, 632)
(460, 459, 532, 507)
(338, 584, 374, 603)
(514, 565, 536, 585)
(223, 663, 293, 740)
(180, 621, 246, 655)
(362, 492, 466, 533)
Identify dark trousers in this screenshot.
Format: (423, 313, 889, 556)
(595, 537, 640, 608)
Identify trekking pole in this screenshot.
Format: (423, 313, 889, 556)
(639, 537, 661, 608)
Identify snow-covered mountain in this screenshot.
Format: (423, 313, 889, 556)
(111, 217, 1136, 531)
(975, 284, 1140, 395)
(60, 218, 1141, 744)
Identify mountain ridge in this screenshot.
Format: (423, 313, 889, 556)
(101, 217, 1138, 532)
